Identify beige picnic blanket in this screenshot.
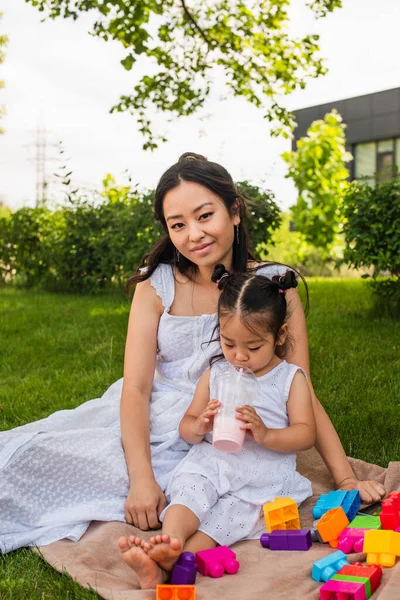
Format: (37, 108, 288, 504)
(37, 448, 400, 599)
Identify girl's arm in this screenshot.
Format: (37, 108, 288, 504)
(284, 288, 385, 503)
(120, 277, 166, 531)
(236, 371, 316, 452)
(179, 370, 220, 444)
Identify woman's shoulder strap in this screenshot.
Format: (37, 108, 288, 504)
(149, 263, 175, 312)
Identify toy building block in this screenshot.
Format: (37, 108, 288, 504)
(337, 563, 382, 594)
(316, 507, 349, 547)
(260, 529, 312, 551)
(312, 490, 361, 521)
(195, 546, 240, 578)
(312, 491, 347, 519)
(380, 493, 400, 530)
(156, 584, 196, 600)
(170, 552, 198, 585)
(337, 528, 366, 553)
(319, 578, 367, 600)
(311, 550, 350, 582)
(363, 529, 400, 567)
(263, 497, 300, 532)
(348, 515, 381, 530)
(332, 574, 372, 599)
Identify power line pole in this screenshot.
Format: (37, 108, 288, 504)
(26, 123, 59, 207)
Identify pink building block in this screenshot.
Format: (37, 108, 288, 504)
(195, 546, 240, 578)
(337, 528, 365, 553)
(319, 578, 367, 600)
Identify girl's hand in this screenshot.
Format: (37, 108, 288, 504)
(236, 405, 268, 445)
(193, 399, 221, 436)
(124, 477, 166, 531)
(338, 476, 386, 504)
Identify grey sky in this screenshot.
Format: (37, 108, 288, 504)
(0, 0, 400, 209)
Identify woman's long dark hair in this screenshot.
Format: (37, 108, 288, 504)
(127, 152, 256, 290)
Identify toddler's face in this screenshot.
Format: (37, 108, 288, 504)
(219, 313, 280, 376)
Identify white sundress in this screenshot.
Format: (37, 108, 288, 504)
(161, 359, 312, 546)
(0, 262, 288, 553)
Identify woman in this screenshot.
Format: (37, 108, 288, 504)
(0, 153, 384, 554)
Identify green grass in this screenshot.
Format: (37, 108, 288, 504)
(0, 280, 399, 598)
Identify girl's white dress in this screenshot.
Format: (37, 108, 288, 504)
(162, 359, 312, 546)
(0, 262, 288, 553)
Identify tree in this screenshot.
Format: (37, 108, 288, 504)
(0, 12, 8, 134)
(342, 175, 400, 305)
(282, 109, 351, 255)
(236, 180, 281, 253)
(27, 0, 342, 149)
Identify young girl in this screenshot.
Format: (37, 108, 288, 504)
(118, 265, 316, 589)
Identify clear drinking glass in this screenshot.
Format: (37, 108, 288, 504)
(212, 364, 258, 453)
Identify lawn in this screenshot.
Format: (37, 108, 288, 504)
(0, 279, 399, 598)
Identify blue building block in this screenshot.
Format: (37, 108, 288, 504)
(312, 550, 350, 583)
(170, 552, 198, 585)
(312, 491, 347, 519)
(341, 490, 361, 523)
(312, 490, 361, 521)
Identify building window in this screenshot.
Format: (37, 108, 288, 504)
(354, 142, 375, 181)
(354, 138, 399, 183)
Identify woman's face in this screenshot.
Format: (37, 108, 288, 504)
(163, 181, 240, 269)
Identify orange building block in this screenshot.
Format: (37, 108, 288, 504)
(317, 507, 349, 547)
(363, 529, 400, 568)
(263, 497, 300, 532)
(156, 584, 196, 600)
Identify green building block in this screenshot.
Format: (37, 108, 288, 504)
(348, 515, 381, 529)
(332, 574, 371, 598)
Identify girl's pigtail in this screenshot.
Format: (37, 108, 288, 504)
(272, 270, 298, 292)
(211, 263, 230, 290)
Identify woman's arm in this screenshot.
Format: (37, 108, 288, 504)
(120, 278, 166, 531)
(179, 370, 220, 444)
(285, 289, 385, 503)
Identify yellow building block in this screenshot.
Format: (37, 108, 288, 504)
(363, 529, 400, 568)
(263, 497, 300, 533)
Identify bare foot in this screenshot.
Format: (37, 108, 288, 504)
(118, 535, 164, 589)
(145, 534, 183, 572)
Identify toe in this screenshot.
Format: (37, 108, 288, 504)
(118, 536, 130, 553)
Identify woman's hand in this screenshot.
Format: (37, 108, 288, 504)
(338, 476, 386, 504)
(193, 399, 221, 437)
(124, 477, 166, 531)
(236, 405, 268, 445)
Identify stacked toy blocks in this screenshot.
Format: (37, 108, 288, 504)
(263, 497, 300, 532)
(312, 550, 350, 583)
(363, 528, 400, 567)
(195, 546, 240, 578)
(171, 552, 198, 585)
(156, 585, 196, 600)
(316, 507, 349, 547)
(312, 490, 361, 522)
(380, 492, 400, 530)
(319, 562, 382, 599)
(260, 529, 312, 551)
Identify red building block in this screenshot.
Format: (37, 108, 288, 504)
(195, 546, 240, 578)
(156, 584, 196, 600)
(317, 507, 349, 547)
(319, 578, 366, 600)
(380, 493, 400, 530)
(337, 563, 382, 594)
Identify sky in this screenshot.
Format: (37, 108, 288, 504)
(0, 0, 400, 210)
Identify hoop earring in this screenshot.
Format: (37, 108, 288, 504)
(236, 225, 240, 244)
